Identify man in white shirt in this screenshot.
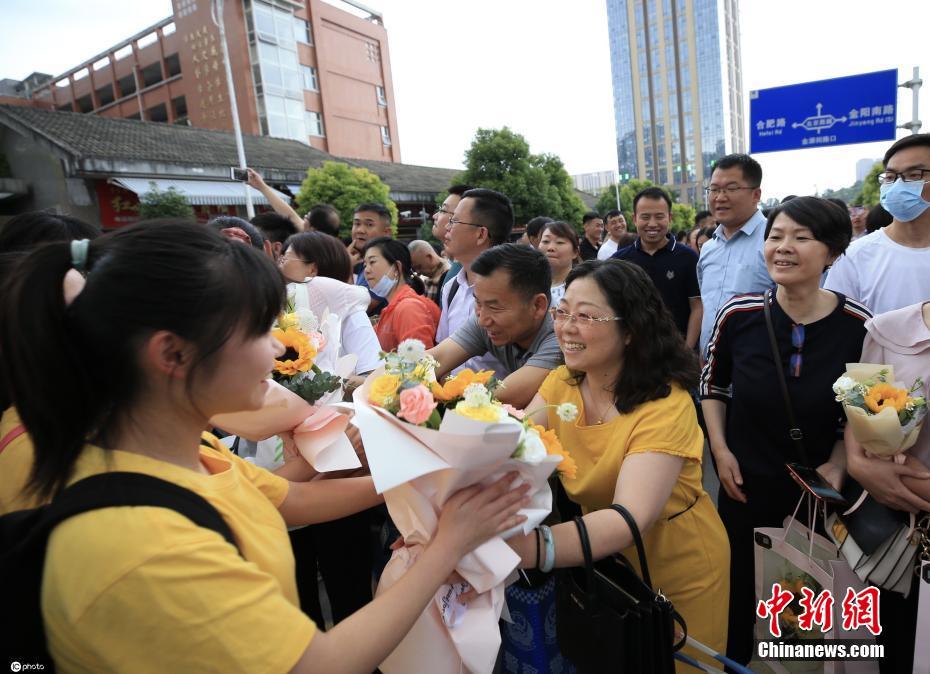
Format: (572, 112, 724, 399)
(597, 209, 629, 260)
(825, 134, 930, 315)
(436, 188, 513, 374)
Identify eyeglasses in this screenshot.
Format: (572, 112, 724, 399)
(789, 323, 805, 378)
(448, 218, 485, 230)
(876, 169, 930, 184)
(550, 307, 622, 325)
(703, 185, 757, 197)
(436, 207, 455, 217)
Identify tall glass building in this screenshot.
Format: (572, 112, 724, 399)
(606, 0, 745, 205)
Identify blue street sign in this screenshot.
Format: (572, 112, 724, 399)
(749, 69, 898, 153)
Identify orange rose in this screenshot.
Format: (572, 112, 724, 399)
(430, 369, 495, 402)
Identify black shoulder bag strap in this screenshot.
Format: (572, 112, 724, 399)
(444, 278, 461, 312)
(609, 504, 688, 651)
(763, 289, 811, 466)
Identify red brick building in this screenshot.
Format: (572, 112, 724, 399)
(0, 0, 400, 163)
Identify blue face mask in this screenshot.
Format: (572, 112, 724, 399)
(879, 179, 930, 222)
(370, 270, 398, 298)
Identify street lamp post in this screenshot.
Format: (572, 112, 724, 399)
(898, 66, 922, 136)
(212, 0, 254, 217)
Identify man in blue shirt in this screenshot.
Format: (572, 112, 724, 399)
(697, 154, 772, 357)
(612, 187, 702, 349)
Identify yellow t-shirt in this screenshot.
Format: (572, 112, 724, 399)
(539, 367, 730, 668)
(42, 435, 315, 674)
(0, 406, 43, 514)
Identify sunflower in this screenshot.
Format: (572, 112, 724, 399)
(272, 327, 317, 376)
(863, 383, 909, 414)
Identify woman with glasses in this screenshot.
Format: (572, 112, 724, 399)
(506, 259, 730, 671)
(700, 196, 870, 666)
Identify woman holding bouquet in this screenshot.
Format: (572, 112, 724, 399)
(0, 219, 530, 673)
(364, 236, 441, 351)
(508, 259, 730, 672)
(844, 300, 930, 672)
(700, 196, 871, 665)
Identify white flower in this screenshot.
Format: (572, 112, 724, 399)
(295, 308, 319, 334)
(397, 339, 427, 363)
(518, 428, 547, 464)
(463, 383, 491, 408)
(556, 403, 579, 422)
(832, 375, 858, 399)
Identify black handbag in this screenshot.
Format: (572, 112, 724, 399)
(556, 503, 686, 673)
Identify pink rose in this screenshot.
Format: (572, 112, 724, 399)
(501, 403, 526, 420)
(397, 384, 438, 425)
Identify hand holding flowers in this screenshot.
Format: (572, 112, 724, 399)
(833, 364, 927, 461)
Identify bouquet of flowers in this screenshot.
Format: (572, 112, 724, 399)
(210, 301, 360, 473)
(832, 363, 927, 460)
(353, 339, 576, 674)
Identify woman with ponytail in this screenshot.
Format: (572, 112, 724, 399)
(0, 219, 528, 673)
(0, 211, 100, 513)
(363, 236, 441, 351)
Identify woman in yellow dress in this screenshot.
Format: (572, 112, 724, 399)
(508, 259, 730, 672)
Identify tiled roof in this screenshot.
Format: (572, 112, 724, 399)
(347, 158, 461, 195)
(0, 104, 332, 172)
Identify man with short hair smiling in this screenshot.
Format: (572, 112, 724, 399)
(825, 134, 930, 314)
(596, 209, 628, 260)
(579, 211, 603, 260)
(349, 202, 393, 314)
(437, 188, 514, 374)
(697, 154, 771, 356)
(428, 244, 563, 408)
(612, 187, 702, 349)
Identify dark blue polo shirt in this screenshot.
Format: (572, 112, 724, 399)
(611, 235, 699, 336)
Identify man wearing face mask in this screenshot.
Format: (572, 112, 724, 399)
(825, 134, 930, 314)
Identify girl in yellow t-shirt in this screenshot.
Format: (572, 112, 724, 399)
(506, 259, 730, 673)
(1, 219, 528, 674)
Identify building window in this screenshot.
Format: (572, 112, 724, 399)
(302, 65, 319, 91)
(165, 53, 182, 77)
(376, 85, 386, 106)
(264, 94, 307, 140)
(172, 95, 188, 123)
(366, 42, 380, 63)
(306, 111, 325, 137)
(380, 125, 391, 146)
(294, 17, 313, 44)
(140, 62, 163, 88)
(95, 84, 115, 107)
(146, 103, 168, 123)
(117, 73, 136, 97)
(76, 95, 93, 113)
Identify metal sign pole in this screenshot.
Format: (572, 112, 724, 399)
(898, 66, 922, 135)
(212, 0, 254, 218)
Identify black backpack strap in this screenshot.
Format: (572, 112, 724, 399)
(44, 472, 238, 551)
(5, 472, 240, 664)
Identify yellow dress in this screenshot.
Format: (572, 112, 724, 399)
(539, 366, 730, 672)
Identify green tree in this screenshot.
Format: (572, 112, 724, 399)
(138, 182, 194, 219)
(295, 161, 398, 238)
(854, 162, 883, 207)
(595, 179, 694, 231)
(457, 128, 585, 226)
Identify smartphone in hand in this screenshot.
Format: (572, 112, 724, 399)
(230, 167, 248, 181)
(785, 462, 848, 506)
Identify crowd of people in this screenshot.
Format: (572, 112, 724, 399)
(1, 132, 930, 674)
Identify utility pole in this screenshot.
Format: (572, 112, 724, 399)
(898, 66, 922, 135)
(212, 0, 254, 217)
